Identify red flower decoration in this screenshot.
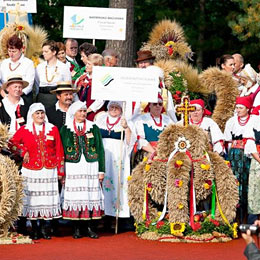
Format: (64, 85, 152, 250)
(193, 222, 201, 231)
(175, 90, 182, 95)
(205, 180, 212, 186)
(156, 221, 165, 229)
(145, 220, 151, 228)
(209, 218, 220, 226)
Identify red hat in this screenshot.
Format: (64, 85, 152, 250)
(190, 99, 212, 116)
(236, 96, 253, 109)
(144, 93, 165, 113)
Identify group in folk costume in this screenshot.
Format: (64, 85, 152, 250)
(9, 103, 65, 239)
(95, 101, 136, 218)
(224, 96, 256, 223)
(60, 101, 105, 239)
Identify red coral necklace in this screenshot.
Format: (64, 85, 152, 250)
(106, 116, 121, 134)
(73, 119, 86, 136)
(150, 114, 162, 127)
(238, 115, 250, 126)
(190, 117, 204, 127)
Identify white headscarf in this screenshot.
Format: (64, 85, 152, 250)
(107, 101, 123, 111)
(65, 100, 88, 132)
(25, 103, 50, 134)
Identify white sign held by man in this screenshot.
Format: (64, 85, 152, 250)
(63, 6, 126, 40)
(92, 67, 159, 102)
(0, 0, 37, 13)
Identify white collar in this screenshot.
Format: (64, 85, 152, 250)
(3, 96, 24, 107)
(55, 101, 67, 113)
(25, 122, 53, 135)
(66, 119, 94, 133)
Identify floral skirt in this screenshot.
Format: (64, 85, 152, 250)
(248, 158, 260, 214)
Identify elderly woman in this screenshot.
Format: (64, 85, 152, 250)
(95, 101, 135, 223)
(9, 103, 65, 240)
(35, 40, 71, 108)
(75, 53, 104, 121)
(178, 99, 224, 154)
(60, 101, 105, 239)
(0, 35, 35, 104)
(133, 94, 173, 165)
(224, 96, 255, 223)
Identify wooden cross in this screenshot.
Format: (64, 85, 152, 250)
(8, 3, 27, 24)
(175, 96, 196, 127)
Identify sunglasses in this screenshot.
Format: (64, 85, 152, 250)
(151, 103, 163, 106)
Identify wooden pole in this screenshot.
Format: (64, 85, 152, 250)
(115, 101, 126, 234)
(92, 39, 96, 46)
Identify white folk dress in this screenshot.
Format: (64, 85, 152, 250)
(95, 113, 136, 217)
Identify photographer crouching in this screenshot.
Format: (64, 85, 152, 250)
(242, 220, 260, 260)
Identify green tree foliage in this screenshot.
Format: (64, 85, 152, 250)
(229, 0, 260, 41)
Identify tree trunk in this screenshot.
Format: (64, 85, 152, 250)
(105, 0, 134, 67)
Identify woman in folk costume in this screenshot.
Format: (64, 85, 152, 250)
(9, 103, 65, 240)
(60, 101, 105, 239)
(224, 95, 255, 223)
(243, 106, 260, 224)
(95, 101, 136, 223)
(35, 40, 71, 108)
(134, 93, 173, 163)
(178, 99, 225, 154)
(75, 53, 105, 121)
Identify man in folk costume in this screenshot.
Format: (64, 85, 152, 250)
(46, 81, 78, 130)
(224, 95, 255, 223)
(177, 99, 225, 154)
(9, 103, 65, 240)
(0, 75, 30, 136)
(232, 53, 259, 97)
(134, 93, 173, 161)
(60, 101, 105, 239)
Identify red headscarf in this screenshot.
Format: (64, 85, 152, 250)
(236, 96, 253, 109)
(190, 99, 212, 116)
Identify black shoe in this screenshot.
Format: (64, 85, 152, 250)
(41, 226, 52, 240)
(73, 226, 82, 239)
(30, 230, 41, 240)
(86, 227, 99, 239)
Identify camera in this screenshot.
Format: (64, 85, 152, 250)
(239, 224, 259, 234)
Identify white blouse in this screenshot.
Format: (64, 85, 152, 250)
(0, 54, 35, 95)
(35, 60, 71, 93)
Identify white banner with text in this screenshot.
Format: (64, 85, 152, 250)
(63, 6, 126, 40)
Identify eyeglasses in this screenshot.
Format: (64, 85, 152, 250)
(70, 47, 78, 50)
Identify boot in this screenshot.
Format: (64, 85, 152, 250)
(30, 220, 40, 240)
(51, 219, 60, 237)
(86, 220, 99, 239)
(40, 220, 51, 240)
(73, 221, 82, 239)
(16, 217, 28, 235)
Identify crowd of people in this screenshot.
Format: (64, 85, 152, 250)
(1, 34, 260, 244)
